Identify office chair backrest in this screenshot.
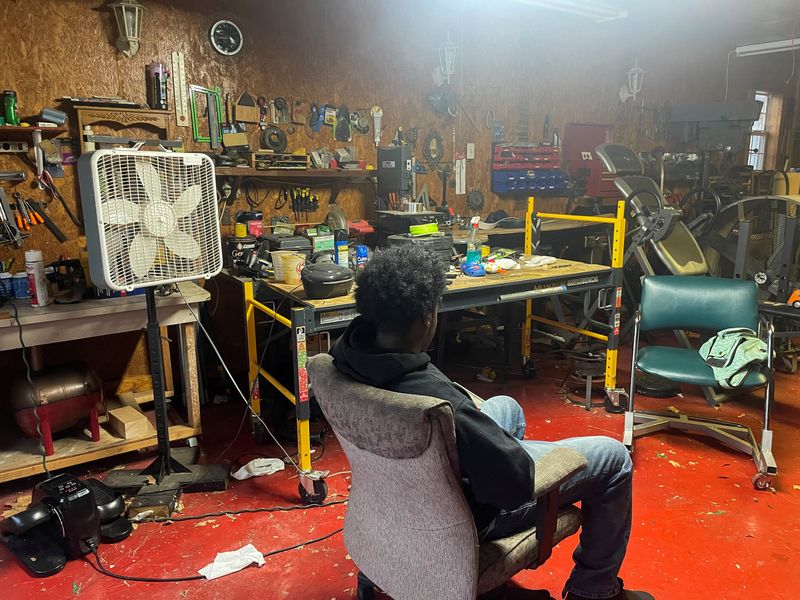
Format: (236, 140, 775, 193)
(308, 353, 479, 599)
(639, 276, 758, 333)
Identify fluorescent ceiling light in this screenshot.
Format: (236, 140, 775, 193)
(516, 0, 628, 23)
(736, 38, 800, 57)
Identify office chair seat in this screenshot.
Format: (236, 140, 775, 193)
(637, 346, 767, 389)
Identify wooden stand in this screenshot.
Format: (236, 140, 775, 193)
(74, 106, 175, 153)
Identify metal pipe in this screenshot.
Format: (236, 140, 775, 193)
(531, 315, 608, 341)
(248, 297, 291, 328)
(536, 211, 618, 224)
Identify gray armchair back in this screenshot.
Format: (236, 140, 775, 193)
(309, 353, 584, 600)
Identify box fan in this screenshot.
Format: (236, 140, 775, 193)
(78, 148, 226, 496)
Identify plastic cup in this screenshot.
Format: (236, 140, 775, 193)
(271, 250, 293, 282)
(282, 253, 305, 285)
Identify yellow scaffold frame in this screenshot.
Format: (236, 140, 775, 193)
(523, 197, 627, 392)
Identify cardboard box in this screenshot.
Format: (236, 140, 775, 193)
(107, 406, 155, 440)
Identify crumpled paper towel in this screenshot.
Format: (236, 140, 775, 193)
(198, 544, 265, 580)
(522, 255, 557, 268)
(231, 457, 285, 480)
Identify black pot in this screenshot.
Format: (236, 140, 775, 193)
(301, 263, 354, 299)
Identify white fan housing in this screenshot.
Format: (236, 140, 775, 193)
(78, 149, 222, 291)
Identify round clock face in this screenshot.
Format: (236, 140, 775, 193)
(209, 20, 243, 56)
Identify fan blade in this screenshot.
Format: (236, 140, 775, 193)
(101, 199, 140, 225)
(164, 230, 201, 260)
(173, 184, 203, 218)
(129, 233, 158, 278)
(135, 161, 162, 203)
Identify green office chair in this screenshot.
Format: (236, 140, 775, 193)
(626, 276, 777, 490)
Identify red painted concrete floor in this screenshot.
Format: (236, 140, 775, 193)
(1, 353, 799, 600)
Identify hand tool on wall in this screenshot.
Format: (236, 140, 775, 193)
(0, 171, 27, 183)
(27, 199, 66, 243)
(189, 85, 223, 149)
(371, 106, 383, 147)
(0, 188, 23, 248)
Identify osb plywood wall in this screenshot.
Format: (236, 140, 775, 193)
(0, 0, 794, 380)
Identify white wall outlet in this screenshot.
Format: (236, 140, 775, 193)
(466, 143, 475, 160)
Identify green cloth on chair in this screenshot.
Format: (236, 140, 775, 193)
(637, 346, 767, 389)
(699, 328, 768, 389)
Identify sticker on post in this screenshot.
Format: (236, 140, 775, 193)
(320, 308, 358, 324)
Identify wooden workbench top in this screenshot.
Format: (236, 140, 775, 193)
(265, 258, 610, 310)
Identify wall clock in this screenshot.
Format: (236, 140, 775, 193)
(209, 20, 243, 56)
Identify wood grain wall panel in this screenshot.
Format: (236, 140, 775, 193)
(0, 0, 793, 379)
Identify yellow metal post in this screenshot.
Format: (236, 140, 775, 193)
(522, 196, 535, 368)
(243, 280, 261, 416)
(604, 200, 627, 389)
(297, 419, 312, 472)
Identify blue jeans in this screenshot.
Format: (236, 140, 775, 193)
(480, 395, 632, 600)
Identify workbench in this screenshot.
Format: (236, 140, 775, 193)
(0, 282, 208, 483)
(223, 257, 620, 502)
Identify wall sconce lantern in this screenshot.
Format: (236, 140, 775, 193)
(619, 58, 645, 102)
(433, 32, 459, 86)
(109, 0, 145, 58)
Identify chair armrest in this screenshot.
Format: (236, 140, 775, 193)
(533, 447, 588, 566)
(532, 447, 588, 498)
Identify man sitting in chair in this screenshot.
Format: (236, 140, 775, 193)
(330, 245, 652, 600)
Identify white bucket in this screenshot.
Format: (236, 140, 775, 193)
(271, 250, 294, 282)
(283, 253, 305, 285)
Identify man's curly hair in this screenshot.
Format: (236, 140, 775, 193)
(355, 245, 446, 332)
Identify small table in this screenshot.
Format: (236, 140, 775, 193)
(0, 282, 208, 483)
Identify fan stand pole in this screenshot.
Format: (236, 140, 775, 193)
(140, 287, 190, 482)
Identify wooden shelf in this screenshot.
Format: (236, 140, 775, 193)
(0, 411, 200, 484)
(0, 125, 68, 143)
(215, 167, 374, 180)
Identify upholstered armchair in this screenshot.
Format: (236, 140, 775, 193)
(308, 353, 587, 600)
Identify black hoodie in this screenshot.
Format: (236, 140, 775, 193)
(329, 316, 536, 533)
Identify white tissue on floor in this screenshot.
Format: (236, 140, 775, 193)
(231, 457, 285, 480)
(198, 544, 265, 580)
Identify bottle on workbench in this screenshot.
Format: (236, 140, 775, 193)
(334, 229, 349, 267)
(25, 249, 52, 307)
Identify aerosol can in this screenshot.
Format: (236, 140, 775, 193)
(146, 62, 170, 111)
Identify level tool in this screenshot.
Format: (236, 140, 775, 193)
(171, 51, 189, 127)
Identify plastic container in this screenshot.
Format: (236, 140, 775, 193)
(271, 250, 293, 282)
(26, 250, 52, 307)
(334, 230, 348, 267)
(356, 245, 369, 270)
(234, 222, 248, 238)
(0, 272, 11, 297)
(83, 125, 95, 151)
(12, 272, 30, 298)
(283, 253, 306, 285)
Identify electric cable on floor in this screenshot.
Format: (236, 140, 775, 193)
(136, 498, 348, 524)
(211, 290, 290, 463)
(179, 285, 307, 475)
(8, 299, 51, 478)
(86, 527, 344, 583)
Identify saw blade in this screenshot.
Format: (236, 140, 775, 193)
(171, 51, 189, 127)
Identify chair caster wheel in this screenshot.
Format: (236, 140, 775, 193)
(357, 572, 375, 600)
(522, 359, 536, 379)
(299, 479, 328, 504)
(752, 472, 774, 491)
